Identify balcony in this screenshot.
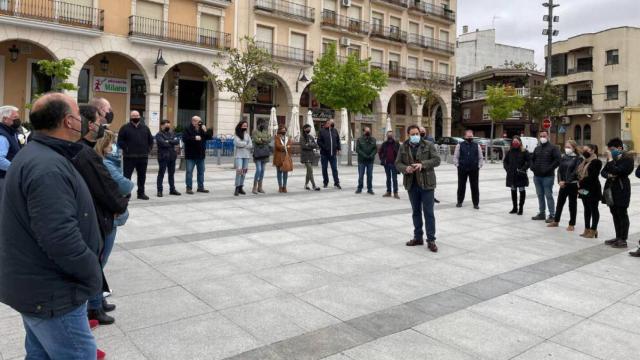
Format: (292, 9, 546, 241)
(372, 63, 454, 85)
(408, 0, 456, 22)
(254, 0, 315, 24)
(371, 0, 408, 9)
(464, 87, 529, 101)
(197, 0, 232, 8)
(128, 16, 230, 51)
(407, 34, 454, 55)
(370, 24, 407, 44)
(320, 10, 369, 36)
(0, 0, 104, 33)
(565, 94, 593, 116)
(256, 41, 314, 65)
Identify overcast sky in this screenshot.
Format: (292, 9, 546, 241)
(457, 0, 640, 68)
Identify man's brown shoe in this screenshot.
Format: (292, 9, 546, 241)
(547, 222, 559, 227)
(382, 192, 392, 197)
(394, 193, 400, 199)
(427, 241, 438, 253)
(604, 238, 619, 246)
(406, 239, 424, 246)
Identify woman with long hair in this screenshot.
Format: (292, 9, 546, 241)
(503, 135, 530, 215)
(301, 124, 321, 191)
(548, 140, 582, 230)
(273, 126, 293, 193)
(576, 144, 602, 238)
(251, 121, 271, 194)
(233, 120, 253, 196)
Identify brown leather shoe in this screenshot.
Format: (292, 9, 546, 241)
(382, 192, 392, 197)
(406, 239, 424, 246)
(566, 225, 575, 232)
(427, 241, 438, 253)
(394, 193, 400, 199)
(547, 222, 559, 228)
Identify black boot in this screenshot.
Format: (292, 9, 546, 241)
(518, 191, 526, 215)
(102, 299, 116, 312)
(238, 186, 246, 195)
(88, 309, 115, 325)
(234, 186, 239, 196)
(509, 190, 518, 214)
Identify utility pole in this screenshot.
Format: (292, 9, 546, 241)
(543, 1, 560, 81)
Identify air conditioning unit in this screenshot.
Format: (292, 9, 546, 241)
(341, 0, 351, 6)
(339, 37, 351, 47)
(562, 116, 571, 125)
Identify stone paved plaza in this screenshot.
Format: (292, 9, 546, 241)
(2, 161, 640, 360)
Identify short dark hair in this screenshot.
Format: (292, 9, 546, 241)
(161, 119, 171, 125)
(538, 130, 548, 136)
(79, 104, 98, 123)
(607, 138, 623, 148)
(30, 96, 72, 131)
(303, 124, 311, 130)
(585, 144, 598, 154)
(407, 125, 420, 134)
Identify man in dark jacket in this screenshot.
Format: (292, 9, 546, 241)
(453, 130, 484, 209)
(182, 116, 212, 194)
(317, 119, 342, 189)
(0, 105, 22, 203)
(379, 130, 400, 198)
(155, 120, 181, 197)
(117, 110, 154, 200)
(355, 127, 377, 195)
(0, 93, 101, 358)
(530, 130, 562, 222)
(601, 138, 634, 250)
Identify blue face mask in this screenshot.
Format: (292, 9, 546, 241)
(409, 135, 421, 144)
(611, 149, 622, 158)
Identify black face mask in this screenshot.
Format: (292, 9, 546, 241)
(465, 138, 473, 143)
(364, 132, 370, 137)
(131, 118, 140, 124)
(241, 128, 247, 132)
(105, 111, 114, 124)
(330, 124, 335, 128)
(420, 133, 426, 138)
(162, 127, 170, 132)
(95, 124, 105, 140)
(304, 130, 311, 134)
(11, 118, 21, 129)
(387, 136, 394, 141)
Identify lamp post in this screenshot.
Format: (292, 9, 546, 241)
(295, 68, 309, 92)
(8, 44, 19, 63)
(99, 55, 109, 73)
(542, 1, 560, 82)
(154, 49, 168, 79)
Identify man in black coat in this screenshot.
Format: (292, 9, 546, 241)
(182, 116, 212, 194)
(378, 130, 400, 198)
(156, 120, 181, 197)
(117, 110, 154, 200)
(530, 130, 562, 222)
(0, 93, 101, 359)
(317, 119, 342, 189)
(601, 138, 634, 250)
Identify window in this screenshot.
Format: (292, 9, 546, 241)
(200, 14, 220, 32)
(348, 45, 361, 59)
(77, 68, 90, 104)
(424, 59, 434, 72)
(200, 13, 221, 46)
(584, 124, 591, 143)
(409, 22, 419, 35)
(30, 62, 52, 103)
(441, 0, 450, 9)
(347, 5, 361, 20)
(606, 49, 619, 65)
(322, 38, 337, 54)
(574, 125, 582, 144)
(323, 0, 336, 12)
(606, 85, 619, 100)
(408, 56, 418, 70)
(290, 33, 307, 61)
(482, 105, 490, 120)
(395, 93, 406, 115)
(256, 26, 274, 53)
(424, 26, 434, 39)
(136, 0, 163, 20)
(439, 30, 449, 42)
(371, 49, 383, 66)
(438, 62, 449, 75)
(463, 108, 470, 120)
(372, 12, 383, 26)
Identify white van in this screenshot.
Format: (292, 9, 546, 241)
(520, 137, 538, 153)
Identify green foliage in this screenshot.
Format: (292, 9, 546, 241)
(522, 83, 565, 122)
(174, 124, 184, 134)
(37, 59, 77, 91)
(410, 77, 442, 128)
(502, 60, 539, 71)
(211, 36, 278, 107)
(310, 43, 387, 115)
(485, 85, 526, 122)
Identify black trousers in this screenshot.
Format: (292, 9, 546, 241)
(157, 158, 176, 192)
(610, 206, 629, 241)
(457, 168, 479, 206)
(123, 157, 148, 196)
(554, 183, 578, 225)
(582, 197, 600, 230)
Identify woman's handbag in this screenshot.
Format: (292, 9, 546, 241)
(253, 144, 271, 159)
(280, 154, 294, 172)
(603, 187, 615, 206)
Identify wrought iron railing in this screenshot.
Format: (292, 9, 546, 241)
(256, 41, 314, 65)
(128, 16, 231, 50)
(407, 33, 455, 54)
(254, 0, 315, 23)
(565, 94, 593, 107)
(408, 0, 456, 21)
(373, 0, 408, 7)
(370, 23, 407, 43)
(320, 10, 369, 35)
(567, 64, 593, 74)
(0, 0, 104, 30)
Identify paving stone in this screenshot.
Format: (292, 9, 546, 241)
(154, 255, 241, 284)
(95, 335, 147, 360)
(591, 302, 640, 335)
(193, 236, 261, 255)
(406, 290, 482, 318)
(456, 276, 522, 300)
(105, 263, 176, 297)
(622, 290, 640, 306)
(184, 273, 284, 310)
(219, 248, 299, 272)
(225, 347, 284, 360)
(130, 242, 210, 265)
(274, 241, 346, 261)
(511, 341, 599, 360)
(309, 253, 392, 277)
(352, 268, 448, 302)
(255, 263, 343, 294)
(346, 304, 434, 338)
(552, 320, 640, 360)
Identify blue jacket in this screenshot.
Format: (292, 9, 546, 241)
(0, 134, 102, 318)
(0, 123, 21, 178)
(103, 154, 134, 196)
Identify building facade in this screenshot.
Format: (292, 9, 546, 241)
(456, 27, 535, 78)
(548, 26, 640, 151)
(459, 68, 545, 138)
(0, 0, 456, 139)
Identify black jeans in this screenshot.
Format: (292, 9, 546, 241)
(610, 206, 629, 240)
(554, 183, 578, 225)
(384, 164, 398, 193)
(157, 158, 176, 192)
(123, 157, 148, 196)
(321, 154, 340, 186)
(582, 197, 600, 230)
(457, 168, 479, 206)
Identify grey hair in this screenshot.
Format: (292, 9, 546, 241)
(0, 106, 18, 120)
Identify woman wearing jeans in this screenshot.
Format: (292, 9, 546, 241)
(273, 126, 292, 193)
(548, 140, 582, 231)
(252, 122, 271, 194)
(233, 120, 253, 196)
(576, 144, 602, 238)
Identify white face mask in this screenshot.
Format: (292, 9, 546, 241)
(565, 148, 573, 155)
(540, 137, 548, 144)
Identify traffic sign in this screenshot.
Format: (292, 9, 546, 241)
(542, 117, 552, 130)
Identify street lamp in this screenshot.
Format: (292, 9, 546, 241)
(8, 44, 19, 63)
(99, 55, 109, 73)
(295, 68, 309, 92)
(154, 49, 168, 79)
(542, 0, 560, 81)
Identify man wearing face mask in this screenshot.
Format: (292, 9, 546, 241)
(396, 125, 441, 252)
(530, 130, 562, 222)
(0, 105, 23, 201)
(117, 111, 154, 200)
(378, 130, 400, 199)
(89, 97, 114, 126)
(155, 120, 181, 197)
(453, 130, 484, 209)
(355, 127, 377, 195)
(317, 119, 342, 189)
(78, 104, 106, 148)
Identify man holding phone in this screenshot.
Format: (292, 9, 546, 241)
(396, 125, 441, 252)
(182, 116, 212, 194)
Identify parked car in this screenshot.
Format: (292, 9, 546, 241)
(436, 136, 464, 146)
(491, 138, 512, 160)
(472, 137, 491, 154)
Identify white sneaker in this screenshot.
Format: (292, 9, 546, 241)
(103, 290, 112, 298)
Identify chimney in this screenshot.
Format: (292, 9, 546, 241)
(463, 25, 469, 34)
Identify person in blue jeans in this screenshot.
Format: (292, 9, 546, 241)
(317, 119, 342, 189)
(182, 116, 212, 194)
(378, 131, 400, 198)
(355, 127, 377, 195)
(395, 125, 441, 253)
(530, 130, 562, 222)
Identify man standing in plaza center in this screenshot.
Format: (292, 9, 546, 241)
(183, 116, 212, 194)
(378, 130, 400, 199)
(317, 119, 342, 189)
(454, 130, 484, 209)
(396, 125, 441, 252)
(530, 130, 561, 222)
(155, 120, 181, 197)
(0, 93, 102, 359)
(355, 126, 377, 195)
(117, 110, 154, 200)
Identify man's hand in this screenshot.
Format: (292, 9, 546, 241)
(405, 166, 415, 174)
(559, 181, 566, 188)
(606, 151, 612, 161)
(195, 135, 202, 141)
(412, 163, 423, 171)
(201, 125, 207, 132)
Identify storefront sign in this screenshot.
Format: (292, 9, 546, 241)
(94, 77, 128, 94)
(312, 109, 335, 120)
(354, 113, 375, 122)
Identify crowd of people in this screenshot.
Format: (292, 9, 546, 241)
(1, 91, 640, 359)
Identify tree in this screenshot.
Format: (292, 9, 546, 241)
(211, 36, 278, 123)
(485, 85, 526, 160)
(26, 58, 77, 110)
(502, 60, 539, 71)
(311, 43, 387, 165)
(521, 82, 565, 123)
(409, 77, 442, 135)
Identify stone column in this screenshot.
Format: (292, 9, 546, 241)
(443, 117, 452, 137)
(146, 91, 162, 135)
